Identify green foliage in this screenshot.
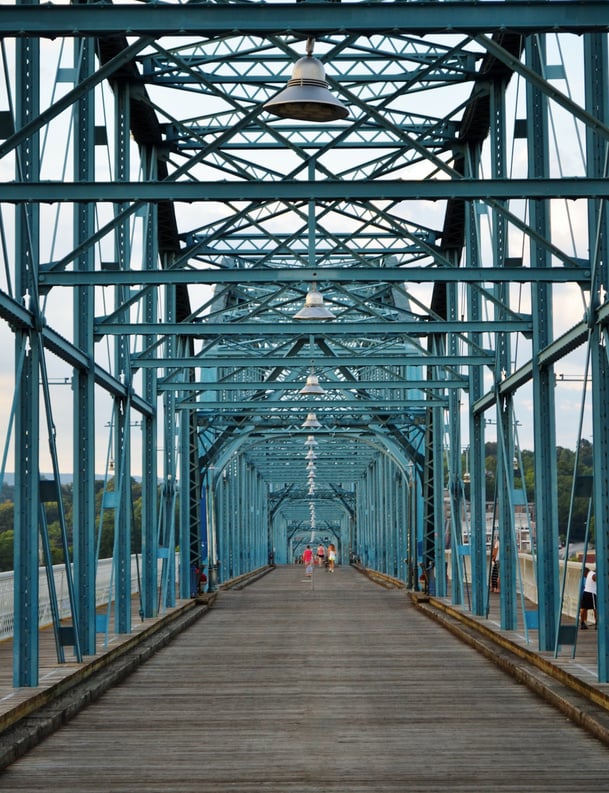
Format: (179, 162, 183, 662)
(483, 441, 593, 543)
(0, 440, 597, 570)
(0, 478, 146, 572)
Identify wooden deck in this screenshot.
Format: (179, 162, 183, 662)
(1, 565, 609, 791)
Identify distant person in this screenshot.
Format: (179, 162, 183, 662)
(303, 545, 314, 577)
(491, 540, 500, 593)
(327, 543, 336, 573)
(316, 543, 326, 567)
(580, 567, 597, 630)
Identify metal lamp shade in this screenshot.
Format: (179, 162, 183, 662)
(263, 56, 349, 122)
(294, 284, 336, 320)
(302, 412, 322, 429)
(300, 372, 326, 395)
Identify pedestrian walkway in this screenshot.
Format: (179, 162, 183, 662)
(1, 564, 609, 791)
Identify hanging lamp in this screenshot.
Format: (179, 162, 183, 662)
(300, 370, 326, 395)
(302, 412, 322, 429)
(294, 283, 336, 321)
(263, 37, 349, 123)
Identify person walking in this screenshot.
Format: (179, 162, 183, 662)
(491, 540, 500, 593)
(302, 545, 314, 577)
(327, 543, 336, 573)
(580, 566, 597, 629)
(316, 543, 326, 567)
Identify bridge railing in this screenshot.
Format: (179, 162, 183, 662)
(0, 556, 142, 642)
(447, 552, 588, 619)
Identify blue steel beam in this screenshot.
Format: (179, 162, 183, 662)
(159, 379, 467, 391)
(93, 319, 533, 336)
(39, 267, 590, 287)
(185, 399, 445, 411)
(135, 354, 494, 368)
(1, 2, 608, 36)
(2, 178, 609, 202)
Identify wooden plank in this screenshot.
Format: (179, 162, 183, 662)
(1, 566, 609, 791)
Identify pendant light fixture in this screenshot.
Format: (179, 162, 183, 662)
(263, 36, 349, 122)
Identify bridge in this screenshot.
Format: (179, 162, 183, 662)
(2, 0, 609, 776)
(1, 565, 609, 789)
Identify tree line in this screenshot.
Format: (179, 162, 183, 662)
(464, 438, 594, 546)
(0, 440, 596, 572)
(0, 478, 144, 573)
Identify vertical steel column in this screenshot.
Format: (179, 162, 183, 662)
(176, 340, 194, 600)
(432, 400, 446, 597)
(187, 408, 203, 594)
(526, 35, 559, 650)
(490, 73, 517, 630)
(379, 456, 387, 573)
(206, 468, 218, 591)
(72, 37, 97, 655)
(447, 272, 463, 604)
(141, 395, 158, 615)
(113, 83, 132, 634)
(396, 470, 407, 582)
(385, 456, 393, 574)
(391, 460, 399, 576)
(246, 463, 254, 573)
(424, 335, 448, 597)
(465, 148, 487, 615)
(141, 172, 159, 615)
(585, 32, 609, 681)
(216, 466, 226, 582)
(13, 14, 40, 686)
(371, 460, 379, 570)
(366, 471, 373, 568)
(161, 278, 176, 606)
(254, 470, 262, 569)
(179, 370, 192, 600)
(361, 472, 370, 567)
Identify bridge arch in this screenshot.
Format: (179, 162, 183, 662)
(2, 3, 609, 684)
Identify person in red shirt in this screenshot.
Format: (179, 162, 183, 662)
(303, 545, 314, 576)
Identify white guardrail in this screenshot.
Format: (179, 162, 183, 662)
(0, 556, 142, 642)
(446, 552, 590, 619)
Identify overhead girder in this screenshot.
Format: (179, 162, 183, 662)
(40, 266, 588, 288)
(211, 433, 418, 536)
(4, 0, 609, 682)
(2, 2, 608, 36)
(4, 178, 609, 203)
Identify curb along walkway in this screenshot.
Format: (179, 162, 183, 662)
(0, 595, 216, 769)
(0, 565, 608, 791)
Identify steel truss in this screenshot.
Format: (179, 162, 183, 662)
(1, 1, 609, 683)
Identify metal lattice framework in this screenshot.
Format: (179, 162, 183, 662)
(2, 1, 609, 684)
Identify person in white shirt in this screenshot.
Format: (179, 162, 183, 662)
(580, 567, 597, 630)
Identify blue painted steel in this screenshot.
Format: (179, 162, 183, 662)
(72, 35, 97, 656)
(5, 177, 609, 203)
(464, 146, 487, 616)
(113, 82, 133, 635)
(13, 23, 41, 687)
(4, 2, 609, 686)
(527, 35, 560, 651)
(586, 32, 609, 682)
(141, 231, 159, 616)
(1, 3, 608, 37)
